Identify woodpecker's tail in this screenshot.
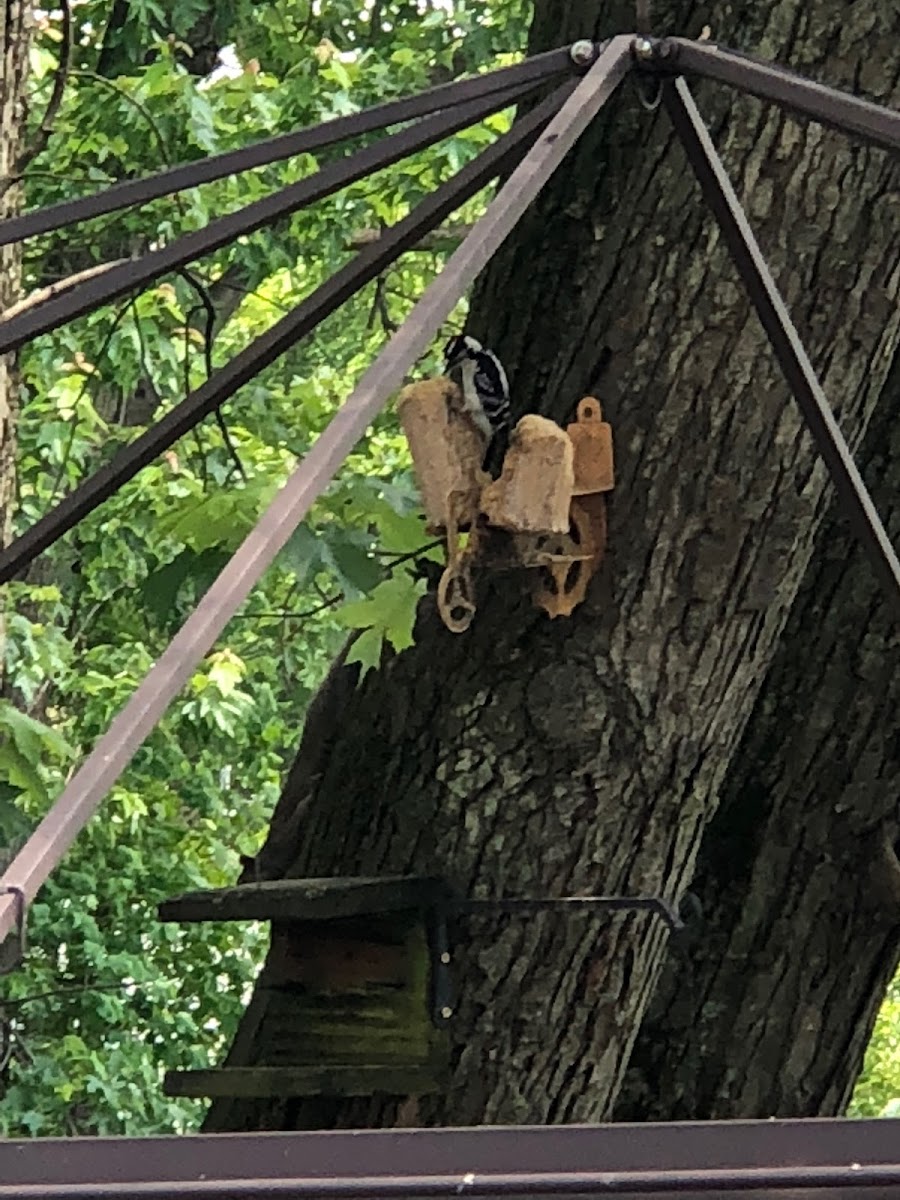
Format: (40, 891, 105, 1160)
(482, 426, 510, 478)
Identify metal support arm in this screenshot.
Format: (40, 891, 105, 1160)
(0, 82, 537, 355)
(647, 37, 900, 156)
(0, 45, 580, 249)
(664, 76, 900, 611)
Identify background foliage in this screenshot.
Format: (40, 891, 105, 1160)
(0, 0, 896, 1134)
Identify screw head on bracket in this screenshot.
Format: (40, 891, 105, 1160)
(569, 40, 595, 66)
(633, 36, 655, 59)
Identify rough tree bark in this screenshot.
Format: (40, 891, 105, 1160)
(207, 0, 900, 1130)
(616, 351, 900, 1121)
(0, 0, 31, 678)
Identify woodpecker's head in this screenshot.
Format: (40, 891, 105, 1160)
(443, 333, 483, 372)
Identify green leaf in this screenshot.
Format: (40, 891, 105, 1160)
(157, 488, 266, 553)
(207, 651, 246, 696)
(140, 548, 231, 624)
(187, 91, 217, 152)
(326, 58, 353, 90)
(277, 523, 322, 587)
(0, 791, 31, 841)
(343, 627, 385, 681)
(0, 742, 47, 803)
(374, 505, 432, 554)
(325, 536, 382, 597)
(0, 702, 75, 761)
(336, 571, 424, 680)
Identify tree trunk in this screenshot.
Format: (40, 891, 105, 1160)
(207, 0, 900, 1131)
(615, 350, 900, 1121)
(0, 0, 30, 676)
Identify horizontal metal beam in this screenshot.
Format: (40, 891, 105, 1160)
(0, 81, 575, 588)
(4, 1164, 900, 1198)
(2, 1119, 900, 1197)
(0, 80, 536, 355)
(0, 37, 633, 949)
(0, 44, 580, 248)
(649, 36, 900, 155)
(664, 76, 900, 612)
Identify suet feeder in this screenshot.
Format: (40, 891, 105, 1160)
(398, 381, 616, 631)
(480, 415, 574, 534)
(397, 378, 487, 534)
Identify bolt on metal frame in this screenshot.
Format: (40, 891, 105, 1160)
(1, 31, 899, 956)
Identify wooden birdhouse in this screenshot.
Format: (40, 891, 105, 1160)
(158, 876, 451, 1100)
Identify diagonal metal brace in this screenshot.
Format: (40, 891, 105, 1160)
(645, 37, 900, 157)
(0, 83, 536, 356)
(663, 76, 900, 613)
(0, 45, 586, 250)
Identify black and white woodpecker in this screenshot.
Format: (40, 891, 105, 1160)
(443, 334, 511, 476)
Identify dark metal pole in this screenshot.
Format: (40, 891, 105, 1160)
(5, 1163, 900, 1198)
(448, 895, 684, 934)
(0, 82, 575, 589)
(663, 76, 900, 611)
(0, 82, 536, 355)
(648, 37, 900, 155)
(0, 45, 581, 248)
(4, 1119, 900, 1194)
(0, 38, 633, 949)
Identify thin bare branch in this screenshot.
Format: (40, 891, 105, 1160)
(2, 258, 127, 321)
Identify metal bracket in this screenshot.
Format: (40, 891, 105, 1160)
(427, 893, 683, 1026)
(0, 886, 26, 975)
